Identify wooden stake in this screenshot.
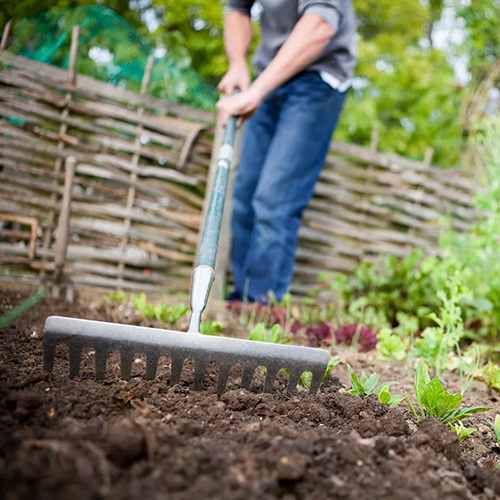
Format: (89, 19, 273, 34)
(53, 156, 76, 281)
(117, 55, 155, 286)
(40, 25, 80, 272)
(0, 19, 12, 52)
(370, 128, 379, 153)
(423, 147, 434, 168)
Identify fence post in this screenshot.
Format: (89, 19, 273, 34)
(0, 19, 12, 52)
(52, 156, 76, 301)
(40, 25, 80, 273)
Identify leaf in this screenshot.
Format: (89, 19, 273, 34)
(347, 364, 365, 395)
(249, 323, 267, 342)
(363, 372, 380, 395)
(268, 324, 282, 343)
(299, 371, 313, 388)
(414, 359, 431, 413)
(452, 422, 477, 442)
(321, 357, 340, 384)
(490, 415, 500, 444)
(442, 406, 492, 424)
(374, 380, 399, 395)
(378, 385, 391, 404)
(421, 376, 446, 417)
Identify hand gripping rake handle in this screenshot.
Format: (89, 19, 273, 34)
(188, 115, 237, 333)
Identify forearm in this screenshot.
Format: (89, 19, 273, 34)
(252, 14, 335, 97)
(224, 11, 253, 68)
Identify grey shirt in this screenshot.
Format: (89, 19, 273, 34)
(226, 0, 357, 88)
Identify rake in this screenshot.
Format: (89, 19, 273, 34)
(43, 114, 330, 394)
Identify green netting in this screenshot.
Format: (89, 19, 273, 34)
(10, 5, 217, 110)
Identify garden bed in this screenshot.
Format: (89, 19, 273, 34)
(1, 288, 500, 500)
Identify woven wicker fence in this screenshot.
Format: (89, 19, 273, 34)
(0, 28, 478, 297)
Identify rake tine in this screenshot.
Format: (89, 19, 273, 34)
(241, 365, 256, 390)
(286, 370, 302, 395)
(69, 344, 82, 378)
(170, 355, 184, 385)
(309, 368, 324, 395)
(145, 354, 159, 380)
(263, 366, 279, 393)
(217, 363, 232, 395)
(193, 358, 208, 390)
(95, 349, 107, 381)
(44, 342, 56, 373)
(120, 349, 133, 380)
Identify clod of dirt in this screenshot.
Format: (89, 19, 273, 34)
(104, 418, 147, 467)
(412, 417, 461, 460)
(275, 452, 308, 482)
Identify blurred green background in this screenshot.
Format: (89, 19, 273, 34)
(1, 0, 499, 167)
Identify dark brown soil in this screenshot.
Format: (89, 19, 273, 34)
(1, 287, 500, 500)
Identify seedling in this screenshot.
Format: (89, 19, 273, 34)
(299, 357, 340, 388)
(249, 323, 288, 344)
(347, 364, 400, 401)
(200, 320, 223, 336)
(406, 359, 491, 426)
(130, 293, 188, 324)
(376, 328, 406, 362)
(452, 421, 477, 442)
(489, 414, 500, 445)
(482, 362, 500, 393)
(378, 385, 404, 407)
(108, 290, 126, 304)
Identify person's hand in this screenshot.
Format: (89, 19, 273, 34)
(216, 86, 264, 126)
(218, 62, 251, 96)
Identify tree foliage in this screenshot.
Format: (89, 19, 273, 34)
(2, 0, 498, 167)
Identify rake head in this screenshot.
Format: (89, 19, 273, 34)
(43, 316, 330, 395)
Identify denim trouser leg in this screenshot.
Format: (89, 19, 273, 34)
(230, 72, 347, 302)
(230, 97, 279, 296)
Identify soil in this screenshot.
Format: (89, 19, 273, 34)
(1, 287, 500, 500)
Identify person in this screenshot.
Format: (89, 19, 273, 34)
(217, 0, 356, 303)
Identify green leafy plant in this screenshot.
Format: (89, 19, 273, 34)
(108, 290, 126, 304)
(347, 364, 400, 402)
(376, 328, 407, 361)
(411, 273, 469, 376)
(130, 293, 188, 324)
(299, 357, 340, 388)
(406, 360, 491, 426)
(249, 323, 288, 344)
(452, 421, 477, 442)
(482, 362, 500, 393)
(200, 320, 223, 336)
(489, 414, 500, 445)
(378, 385, 404, 407)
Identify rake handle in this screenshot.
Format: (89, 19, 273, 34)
(188, 114, 237, 333)
(196, 115, 237, 269)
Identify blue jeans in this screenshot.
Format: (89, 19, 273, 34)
(230, 71, 347, 302)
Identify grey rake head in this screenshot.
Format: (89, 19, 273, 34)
(43, 316, 330, 395)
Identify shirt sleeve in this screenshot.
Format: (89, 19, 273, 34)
(224, 0, 255, 17)
(298, 0, 341, 32)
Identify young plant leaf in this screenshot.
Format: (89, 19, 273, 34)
(452, 422, 477, 442)
(490, 414, 500, 444)
(415, 359, 431, 415)
(442, 406, 493, 425)
(347, 364, 365, 395)
(378, 385, 404, 407)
